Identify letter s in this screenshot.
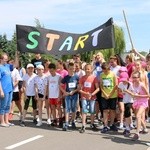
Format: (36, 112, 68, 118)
(26, 31, 40, 49)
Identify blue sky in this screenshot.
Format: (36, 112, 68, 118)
(0, 0, 150, 52)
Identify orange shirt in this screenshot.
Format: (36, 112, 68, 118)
(79, 75, 98, 100)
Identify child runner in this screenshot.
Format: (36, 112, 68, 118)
(60, 62, 79, 131)
(47, 63, 62, 127)
(128, 71, 149, 140)
(100, 62, 118, 133)
(78, 64, 99, 133)
(118, 72, 134, 136)
(34, 65, 47, 126)
(118, 66, 128, 130)
(20, 64, 37, 127)
(10, 67, 23, 123)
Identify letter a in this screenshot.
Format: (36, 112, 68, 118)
(59, 36, 73, 51)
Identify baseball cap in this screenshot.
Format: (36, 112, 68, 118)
(36, 64, 44, 69)
(27, 63, 34, 68)
(119, 72, 129, 82)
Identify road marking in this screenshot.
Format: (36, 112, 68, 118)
(5, 135, 43, 149)
(146, 143, 150, 146)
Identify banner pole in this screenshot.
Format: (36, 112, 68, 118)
(123, 10, 134, 50)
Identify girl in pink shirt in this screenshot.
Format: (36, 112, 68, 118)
(125, 71, 149, 141)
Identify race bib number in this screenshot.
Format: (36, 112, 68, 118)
(84, 82, 91, 88)
(68, 82, 76, 88)
(103, 79, 111, 86)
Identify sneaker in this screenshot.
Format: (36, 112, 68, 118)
(20, 121, 26, 127)
(130, 124, 135, 130)
(140, 128, 148, 134)
(79, 126, 85, 133)
(8, 123, 15, 126)
(72, 122, 76, 129)
(101, 126, 109, 133)
(58, 120, 63, 128)
(110, 124, 118, 131)
(37, 117, 40, 122)
(132, 133, 140, 141)
(36, 121, 42, 127)
(51, 120, 57, 127)
(62, 123, 68, 131)
(47, 119, 52, 125)
(118, 124, 124, 130)
(33, 118, 37, 124)
(90, 124, 99, 131)
(19, 115, 23, 122)
(0, 123, 10, 127)
(123, 129, 130, 137)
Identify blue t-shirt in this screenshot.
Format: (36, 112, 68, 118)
(61, 74, 79, 94)
(0, 64, 13, 93)
(93, 62, 102, 81)
(147, 72, 150, 93)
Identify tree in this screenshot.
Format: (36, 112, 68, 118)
(0, 34, 8, 52)
(79, 25, 126, 62)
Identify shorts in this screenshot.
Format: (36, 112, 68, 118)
(49, 98, 61, 105)
(101, 97, 117, 110)
(38, 93, 44, 99)
(81, 99, 96, 114)
(12, 92, 20, 101)
(124, 103, 132, 118)
(0, 92, 13, 114)
(65, 94, 78, 113)
(118, 97, 123, 102)
(132, 100, 148, 109)
(96, 90, 101, 102)
(24, 96, 37, 110)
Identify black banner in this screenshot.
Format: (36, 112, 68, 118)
(16, 18, 115, 55)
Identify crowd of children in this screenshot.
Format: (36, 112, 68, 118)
(0, 49, 150, 141)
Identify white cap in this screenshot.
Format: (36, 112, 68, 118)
(36, 64, 44, 69)
(27, 63, 34, 68)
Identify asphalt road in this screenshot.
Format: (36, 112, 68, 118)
(0, 111, 150, 150)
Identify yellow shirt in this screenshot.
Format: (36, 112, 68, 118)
(101, 71, 117, 98)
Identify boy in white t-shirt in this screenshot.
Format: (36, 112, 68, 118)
(20, 64, 37, 127)
(47, 63, 62, 127)
(118, 72, 134, 136)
